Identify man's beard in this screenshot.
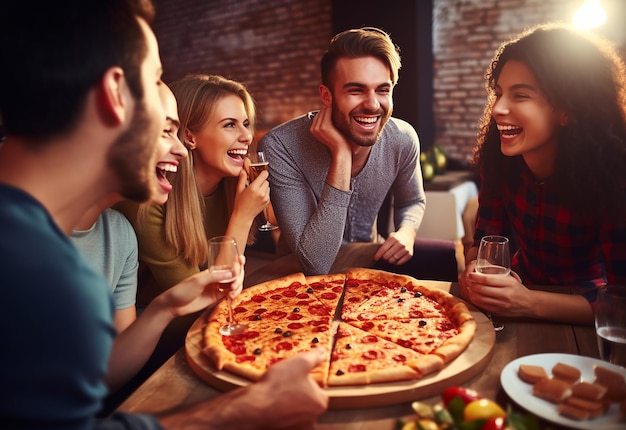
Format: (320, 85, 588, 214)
(107, 100, 161, 202)
(331, 98, 391, 147)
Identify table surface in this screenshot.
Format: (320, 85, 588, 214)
(118, 281, 600, 429)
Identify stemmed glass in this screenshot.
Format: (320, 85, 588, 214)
(207, 236, 247, 336)
(475, 235, 510, 331)
(247, 151, 278, 231)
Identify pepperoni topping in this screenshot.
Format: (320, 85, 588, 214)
(363, 335, 378, 343)
(397, 339, 414, 349)
(296, 293, 310, 299)
(287, 322, 304, 329)
(321, 292, 337, 299)
(312, 325, 328, 333)
(362, 350, 378, 360)
(233, 306, 247, 314)
(235, 355, 256, 363)
(347, 297, 362, 303)
(309, 304, 327, 316)
(265, 310, 288, 319)
(332, 286, 343, 293)
(253, 308, 267, 315)
(359, 321, 374, 331)
(286, 313, 304, 321)
(226, 344, 247, 355)
(251, 295, 266, 303)
(282, 289, 297, 298)
(393, 354, 407, 362)
(348, 364, 367, 372)
(275, 342, 293, 352)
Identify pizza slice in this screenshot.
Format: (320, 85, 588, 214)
(327, 322, 444, 386)
(203, 313, 334, 386)
(346, 316, 473, 365)
(305, 273, 346, 316)
(341, 268, 391, 319)
(225, 273, 329, 323)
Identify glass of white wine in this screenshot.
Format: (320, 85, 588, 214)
(207, 235, 247, 336)
(248, 151, 278, 232)
(475, 235, 511, 331)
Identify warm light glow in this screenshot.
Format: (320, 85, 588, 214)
(572, 0, 607, 29)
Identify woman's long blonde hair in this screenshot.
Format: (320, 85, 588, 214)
(144, 74, 257, 267)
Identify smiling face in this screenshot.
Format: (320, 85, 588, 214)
(152, 84, 187, 205)
(188, 94, 252, 191)
(324, 56, 393, 148)
(493, 60, 566, 177)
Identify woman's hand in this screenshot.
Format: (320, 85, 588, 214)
(156, 255, 246, 319)
(234, 160, 270, 220)
(464, 269, 533, 317)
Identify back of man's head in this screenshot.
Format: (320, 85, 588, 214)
(320, 27, 401, 89)
(0, 0, 154, 142)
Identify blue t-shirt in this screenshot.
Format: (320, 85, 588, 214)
(0, 185, 159, 429)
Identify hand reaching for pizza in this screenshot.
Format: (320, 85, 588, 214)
(252, 348, 329, 428)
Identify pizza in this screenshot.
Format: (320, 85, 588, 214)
(202, 267, 476, 387)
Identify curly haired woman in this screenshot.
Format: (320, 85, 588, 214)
(459, 23, 626, 325)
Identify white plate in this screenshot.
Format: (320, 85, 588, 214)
(501, 353, 626, 430)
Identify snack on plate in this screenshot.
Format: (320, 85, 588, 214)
(564, 396, 606, 418)
(202, 268, 476, 386)
(551, 362, 581, 383)
(516, 361, 626, 422)
(557, 403, 592, 421)
(571, 381, 607, 401)
(518, 364, 549, 384)
(594, 365, 626, 402)
(532, 378, 573, 403)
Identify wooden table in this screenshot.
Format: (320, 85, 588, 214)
(118, 281, 600, 429)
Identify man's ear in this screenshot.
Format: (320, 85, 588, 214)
(319, 84, 332, 108)
(559, 111, 568, 127)
(98, 67, 128, 125)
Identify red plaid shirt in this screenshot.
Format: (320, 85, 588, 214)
(474, 166, 626, 293)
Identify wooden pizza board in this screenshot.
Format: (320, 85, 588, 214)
(185, 297, 495, 409)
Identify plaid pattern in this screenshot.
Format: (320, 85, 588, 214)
(474, 167, 626, 289)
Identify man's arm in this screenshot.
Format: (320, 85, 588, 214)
(259, 116, 352, 274)
(158, 348, 328, 430)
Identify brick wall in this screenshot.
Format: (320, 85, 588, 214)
(152, 0, 332, 134)
(433, 0, 626, 162)
(151, 0, 626, 162)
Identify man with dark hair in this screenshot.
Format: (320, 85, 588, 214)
(0, 1, 327, 428)
(260, 27, 457, 280)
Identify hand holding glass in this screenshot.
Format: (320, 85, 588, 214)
(247, 151, 278, 232)
(207, 236, 247, 336)
(475, 235, 510, 331)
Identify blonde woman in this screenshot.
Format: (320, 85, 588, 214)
(118, 74, 269, 303)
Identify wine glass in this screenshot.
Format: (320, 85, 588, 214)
(475, 235, 510, 331)
(247, 151, 278, 232)
(207, 236, 247, 336)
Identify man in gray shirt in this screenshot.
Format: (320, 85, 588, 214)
(260, 27, 457, 280)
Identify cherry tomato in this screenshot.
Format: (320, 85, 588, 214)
(481, 416, 506, 430)
(441, 386, 482, 407)
(464, 399, 506, 422)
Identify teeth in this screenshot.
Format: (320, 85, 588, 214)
(227, 149, 248, 156)
(157, 164, 177, 173)
(354, 116, 377, 124)
(497, 125, 520, 131)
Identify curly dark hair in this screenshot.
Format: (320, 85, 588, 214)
(473, 22, 626, 220)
